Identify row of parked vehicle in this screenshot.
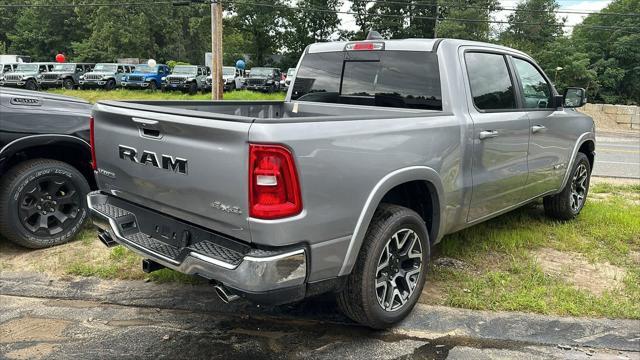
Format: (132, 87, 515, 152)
(0, 61, 296, 94)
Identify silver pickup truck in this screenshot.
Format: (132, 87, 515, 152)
(88, 38, 595, 328)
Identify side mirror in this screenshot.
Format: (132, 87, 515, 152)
(563, 87, 587, 108)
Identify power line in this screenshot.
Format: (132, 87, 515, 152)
(355, 0, 640, 17)
(227, 0, 639, 30)
(2, 0, 639, 17)
(1, 0, 637, 31)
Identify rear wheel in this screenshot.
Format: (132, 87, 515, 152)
(336, 204, 429, 329)
(543, 152, 591, 220)
(0, 159, 90, 249)
(63, 78, 75, 90)
(25, 79, 38, 91)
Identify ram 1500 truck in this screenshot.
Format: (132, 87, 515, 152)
(88, 38, 595, 329)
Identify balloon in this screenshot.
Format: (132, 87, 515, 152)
(55, 54, 65, 63)
(235, 59, 246, 70)
(147, 59, 157, 67)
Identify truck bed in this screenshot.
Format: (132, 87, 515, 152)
(98, 100, 439, 123)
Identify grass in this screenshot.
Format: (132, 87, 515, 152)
(424, 184, 640, 319)
(45, 88, 285, 103)
(2, 183, 638, 319)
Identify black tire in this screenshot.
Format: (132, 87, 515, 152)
(543, 152, 591, 220)
(148, 81, 158, 91)
(63, 78, 75, 90)
(336, 203, 430, 329)
(25, 79, 38, 91)
(0, 159, 90, 249)
(230, 82, 236, 91)
(105, 79, 116, 90)
(188, 82, 198, 95)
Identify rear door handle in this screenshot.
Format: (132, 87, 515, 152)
(479, 130, 499, 140)
(532, 125, 547, 133)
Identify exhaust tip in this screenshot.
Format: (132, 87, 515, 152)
(98, 231, 117, 247)
(214, 285, 240, 304)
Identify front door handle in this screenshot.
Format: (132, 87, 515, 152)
(532, 125, 547, 133)
(479, 130, 499, 140)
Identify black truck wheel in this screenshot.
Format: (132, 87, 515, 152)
(25, 79, 38, 91)
(63, 78, 75, 90)
(336, 204, 430, 329)
(105, 79, 116, 90)
(188, 82, 198, 95)
(543, 152, 591, 220)
(148, 81, 158, 91)
(0, 159, 90, 249)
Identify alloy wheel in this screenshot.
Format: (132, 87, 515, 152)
(375, 228, 423, 312)
(18, 175, 81, 236)
(570, 163, 588, 212)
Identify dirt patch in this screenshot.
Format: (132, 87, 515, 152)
(420, 281, 447, 304)
(3, 343, 59, 360)
(0, 317, 71, 343)
(533, 248, 626, 296)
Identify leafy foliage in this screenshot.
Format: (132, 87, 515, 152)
(0, 0, 637, 103)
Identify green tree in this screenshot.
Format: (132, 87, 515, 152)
(436, 0, 499, 41)
(500, 0, 565, 54)
(571, 0, 640, 104)
(231, 0, 286, 65)
(7, 0, 87, 61)
(351, 0, 438, 39)
(533, 37, 597, 94)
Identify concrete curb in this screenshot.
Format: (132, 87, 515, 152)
(1, 272, 639, 352)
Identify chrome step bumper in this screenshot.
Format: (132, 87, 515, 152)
(87, 191, 307, 294)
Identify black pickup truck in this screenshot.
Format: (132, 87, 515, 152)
(0, 88, 94, 248)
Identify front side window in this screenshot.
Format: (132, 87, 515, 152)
(512, 58, 553, 109)
(465, 52, 516, 110)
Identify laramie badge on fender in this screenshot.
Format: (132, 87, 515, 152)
(118, 145, 188, 174)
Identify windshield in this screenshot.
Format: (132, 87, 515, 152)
(249, 68, 273, 77)
(53, 64, 75, 72)
(223, 67, 235, 76)
(287, 68, 295, 77)
(291, 51, 442, 110)
(135, 65, 158, 73)
(172, 65, 197, 75)
(16, 64, 38, 72)
(93, 64, 117, 72)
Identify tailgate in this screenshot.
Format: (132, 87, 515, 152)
(92, 102, 252, 242)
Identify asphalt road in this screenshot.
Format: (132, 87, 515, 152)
(1, 273, 639, 360)
(593, 133, 640, 179)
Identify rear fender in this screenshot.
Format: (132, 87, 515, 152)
(338, 166, 445, 276)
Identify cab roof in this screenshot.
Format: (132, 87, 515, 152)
(307, 38, 527, 57)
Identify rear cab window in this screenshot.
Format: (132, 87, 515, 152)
(291, 50, 442, 110)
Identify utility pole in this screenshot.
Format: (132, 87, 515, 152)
(211, 0, 223, 100)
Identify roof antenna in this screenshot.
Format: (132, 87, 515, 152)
(366, 30, 383, 40)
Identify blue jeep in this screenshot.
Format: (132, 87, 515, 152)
(121, 64, 170, 90)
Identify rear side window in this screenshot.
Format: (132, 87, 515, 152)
(292, 51, 442, 110)
(465, 52, 516, 110)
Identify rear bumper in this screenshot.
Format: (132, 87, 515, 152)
(87, 191, 307, 303)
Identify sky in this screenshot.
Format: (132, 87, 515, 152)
(337, 0, 614, 35)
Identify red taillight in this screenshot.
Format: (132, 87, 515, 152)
(89, 116, 97, 170)
(249, 144, 302, 219)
